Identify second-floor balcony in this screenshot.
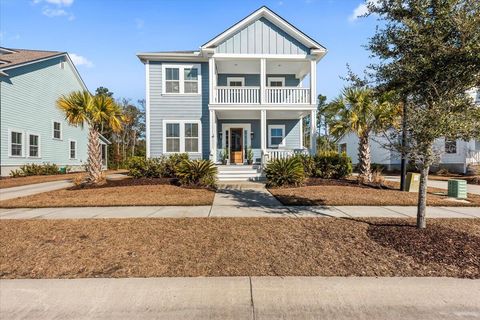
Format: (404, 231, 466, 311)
(208, 56, 317, 106)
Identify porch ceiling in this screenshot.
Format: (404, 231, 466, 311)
(215, 59, 310, 78)
(215, 109, 309, 120)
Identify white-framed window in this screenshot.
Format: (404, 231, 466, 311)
(163, 120, 202, 154)
(227, 77, 245, 87)
(162, 64, 201, 95)
(339, 143, 347, 154)
(9, 130, 24, 157)
(69, 140, 77, 159)
(445, 138, 457, 154)
(268, 77, 285, 87)
(268, 125, 286, 148)
(28, 133, 40, 158)
(52, 121, 62, 140)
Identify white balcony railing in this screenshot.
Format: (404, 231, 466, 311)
(467, 150, 480, 164)
(213, 87, 311, 105)
(265, 87, 310, 104)
(215, 86, 260, 104)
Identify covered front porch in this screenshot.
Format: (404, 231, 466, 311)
(208, 108, 317, 165)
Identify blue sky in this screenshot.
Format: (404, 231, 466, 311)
(0, 0, 378, 103)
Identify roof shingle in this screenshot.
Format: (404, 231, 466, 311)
(0, 47, 64, 70)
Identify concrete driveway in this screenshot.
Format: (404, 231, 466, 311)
(1, 277, 479, 320)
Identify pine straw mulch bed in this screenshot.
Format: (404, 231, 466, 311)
(0, 170, 128, 189)
(0, 217, 478, 279)
(0, 178, 215, 208)
(269, 178, 480, 206)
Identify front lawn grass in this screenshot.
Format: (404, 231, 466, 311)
(1, 217, 478, 279)
(0, 178, 215, 208)
(269, 178, 480, 206)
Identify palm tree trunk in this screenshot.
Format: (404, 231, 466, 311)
(358, 132, 372, 182)
(87, 127, 103, 184)
(416, 163, 429, 229)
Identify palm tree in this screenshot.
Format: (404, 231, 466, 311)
(57, 91, 123, 184)
(327, 87, 400, 182)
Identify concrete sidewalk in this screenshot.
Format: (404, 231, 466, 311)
(1, 205, 478, 219)
(1, 277, 479, 319)
(0, 180, 73, 201)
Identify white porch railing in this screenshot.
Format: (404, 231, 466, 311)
(467, 150, 480, 164)
(265, 87, 310, 104)
(262, 148, 309, 164)
(215, 86, 260, 104)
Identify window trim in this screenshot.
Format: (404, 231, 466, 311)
(227, 76, 245, 87)
(8, 129, 25, 158)
(162, 120, 202, 154)
(27, 132, 41, 158)
(267, 77, 285, 87)
(161, 64, 202, 95)
(268, 124, 286, 148)
(52, 121, 63, 140)
(69, 139, 77, 160)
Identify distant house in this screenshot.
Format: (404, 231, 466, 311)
(0, 47, 109, 176)
(337, 88, 480, 174)
(137, 6, 327, 180)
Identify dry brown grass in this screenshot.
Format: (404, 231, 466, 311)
(0, 178, 215, 208)
(269, 179, 480, 206)
(1, 217, 478, 279)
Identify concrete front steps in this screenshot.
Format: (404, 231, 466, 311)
(217, 164, 264, 181)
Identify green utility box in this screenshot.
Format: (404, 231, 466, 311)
(59, 167, 67, 174)
(447, 179, 467, 199)
(405, 172, 420, 192)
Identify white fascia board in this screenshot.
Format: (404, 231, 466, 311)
(136, 52, 207, 63)
(201, 7, 326, 52)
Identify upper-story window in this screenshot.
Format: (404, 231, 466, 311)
(227, 77, 244, 87)
(162, 64, 201, 95)
(445, 139, 457, 154)
(268, 77, 285, 87)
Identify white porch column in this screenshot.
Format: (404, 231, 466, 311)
(310, 109, 317, 155)
(210, 110, 217, 162)
(208, 57, 215, 103)
(310, 59, 317, 105)
(261, 109, 267, 152)
(260, 58, 266, 104)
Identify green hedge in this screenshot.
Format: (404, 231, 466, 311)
(9, 163, 64, 178)
(311, 151, 352, 179)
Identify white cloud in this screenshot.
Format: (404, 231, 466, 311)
(34, 0, 74, 6)
(42, 8, 68, 17)
(349, 0, 378, 22)
(135, 18, 144, 30)
(34, 0, 75, 19)
(69, 53, 93, 68)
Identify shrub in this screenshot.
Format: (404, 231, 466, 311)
(264, 157, 305, 188)
(176, 159, 217, 188)
(126, 156, 164, 178)
(163, 153, 189, 178)
(312, 151, 352, 179)
(294, 154, 315, 176)
(9, 163, 60, 177)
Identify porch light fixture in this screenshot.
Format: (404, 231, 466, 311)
(250, 131, 254, 139)
(218, 131, 223, 140)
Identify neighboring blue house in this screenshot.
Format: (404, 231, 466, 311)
(137, 6, 327, 180)
(0, 47, 108, 176)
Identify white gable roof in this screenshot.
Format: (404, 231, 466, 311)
(201, 6, 326, 53)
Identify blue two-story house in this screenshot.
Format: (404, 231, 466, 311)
(0, 47, 109, 176)
(137, 6, 327, 179)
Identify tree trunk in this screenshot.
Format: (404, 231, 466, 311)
(86, 127, 103, 184)
(358, 132, 372, 182)
(416, 164, 429, 229)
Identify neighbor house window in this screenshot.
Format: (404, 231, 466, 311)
(53, 121, 62, 139)
(166, 123, 180, 152)
(339, 143, 347, 154)
(445, 139, 457, 154)
(184, 123, 199, 152)
(162, 64, 201, 94)
(10, 131, 23, 157)
(163, 120, 202, 153)
(268, 77, 285, 87)
(268, 125, 285, 148)
(28, 134, 40, 157)
(70, 140, 77, 159)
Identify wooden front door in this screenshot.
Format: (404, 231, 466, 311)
(230, 128, 243, 164)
